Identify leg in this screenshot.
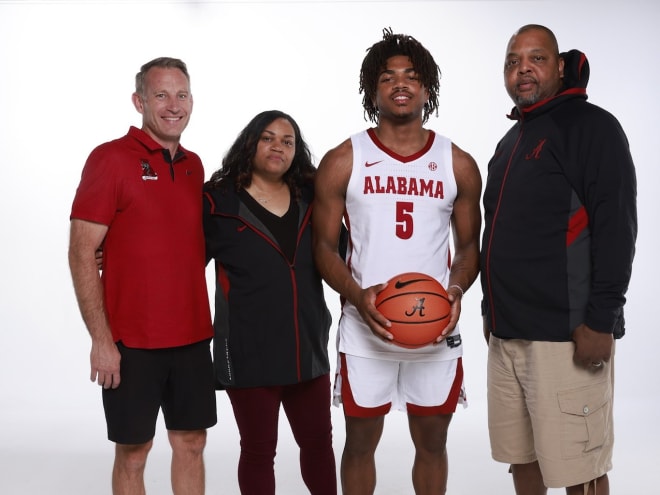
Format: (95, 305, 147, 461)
(511, 462, 547, 495)
(112, 441, 152, 495)
(408, 413, 452, 495)
(488, 339, 543, 492)
(168, 429, 207, 495)
(337, 353, 398, 494)
(282, 374, 337, 495)
(515, 342, 614, 491)
(400, 358, 465, 495)
(227, 387, 281, 495)
(159, 340, 216, 494)
(103, 344, 160, 495)
(341, 415, 385, 495)
(566, 474, 609, 495)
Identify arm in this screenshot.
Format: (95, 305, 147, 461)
(68, 219, 121, 389)
(312, 140, 393, 341)
(572, 113, 636, 367)
(438, 143, 483, 342)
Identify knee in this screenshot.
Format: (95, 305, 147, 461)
(240, 437, 277, 460)
(343, 416, 384, 456)
(115, 441, 153, 471)
(296, 424, 334, 451)
(343, 433, 378, 458)
(409, 415, 450, 455)
(415, 432, 448, 456)
(168, 429, 207, 457)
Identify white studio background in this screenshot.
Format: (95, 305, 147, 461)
(0, 1, 657, 493)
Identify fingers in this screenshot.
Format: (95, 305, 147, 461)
(356, 302, 392, 342)
(367, 310, 393, 342)
(94, 248, 103, 270)
(109, 371, 121, 388)
(361, 284, 393, 342)
(572, 324, 613, 370)
(100, 370, 121, 389)
(90, 342, 121, 389)
(91, 368, 121, 389)
(573, 347, 609, 370)
(445, 293, 463, 335)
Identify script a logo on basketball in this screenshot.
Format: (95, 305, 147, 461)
(394, 276, 430, 318)
(405, 297, 427, 317)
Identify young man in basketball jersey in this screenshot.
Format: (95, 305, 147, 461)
(312, 29, 482, 495)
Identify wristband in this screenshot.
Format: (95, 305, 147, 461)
(448, 284, 464, 297)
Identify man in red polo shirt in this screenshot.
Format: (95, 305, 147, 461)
(68, 57, 216, 495)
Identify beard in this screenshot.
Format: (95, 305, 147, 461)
(513, 91, 540, 108)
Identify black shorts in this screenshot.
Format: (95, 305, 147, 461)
(102, 339, 217, 444)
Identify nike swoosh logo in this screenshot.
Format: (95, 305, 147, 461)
(365, 160, 383, 167)
(394, 278, 428, 289)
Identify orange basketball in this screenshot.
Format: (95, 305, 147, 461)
(375, 272, 451, 349)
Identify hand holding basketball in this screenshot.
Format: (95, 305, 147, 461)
(374, 272, 452, 349)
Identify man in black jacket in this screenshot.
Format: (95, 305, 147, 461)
(481, 25, 637, 495)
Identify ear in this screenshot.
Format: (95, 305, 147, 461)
(558, 57, 565, 79)
(132, 92, 144, 114)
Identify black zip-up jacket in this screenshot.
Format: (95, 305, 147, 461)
(203, 182, 332, 388)
(481, 49, 637, 342)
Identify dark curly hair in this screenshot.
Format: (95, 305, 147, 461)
(360, 28, 441, 124)
(205, 110, 316, 198)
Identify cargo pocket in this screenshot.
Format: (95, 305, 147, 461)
(557, 379, 611, 459)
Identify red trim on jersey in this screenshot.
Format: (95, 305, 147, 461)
(407, 358, 463, 416)
(339, 353, 392, 418)
(367, 128, 436, 163)
(339, 354, 463, 417)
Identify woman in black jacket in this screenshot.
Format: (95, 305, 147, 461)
(203, 110, 336, 494)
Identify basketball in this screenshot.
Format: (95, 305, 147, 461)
(374, 272, 451, 349)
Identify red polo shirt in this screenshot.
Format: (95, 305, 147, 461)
(71, 127, 212, 348)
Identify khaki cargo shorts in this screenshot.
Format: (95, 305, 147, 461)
(487, 336, 613, 488)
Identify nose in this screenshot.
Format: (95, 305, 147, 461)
(391, 72, 409, 90)
(518, 57, 532, 74)
(165, 96, 181, 113)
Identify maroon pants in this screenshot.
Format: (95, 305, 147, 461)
(226, 373, 337, 494)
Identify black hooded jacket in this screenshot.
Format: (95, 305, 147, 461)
(203, 181, 332, 388)
(481, 50, 637, 341)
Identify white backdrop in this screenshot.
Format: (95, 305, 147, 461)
(0, 1, 657, 493)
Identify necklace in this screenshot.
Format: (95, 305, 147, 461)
(248, 182, 287, 205)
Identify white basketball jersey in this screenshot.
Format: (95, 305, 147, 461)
(338, 128, 461, 361)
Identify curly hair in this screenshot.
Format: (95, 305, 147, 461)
(360, 28, 441, 124)
(205, 110, 316, 199)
